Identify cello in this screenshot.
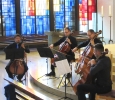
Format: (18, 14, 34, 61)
(9, 36, 27, 76)
(73, 30, 102, 93)
(51, 36, 71, 64)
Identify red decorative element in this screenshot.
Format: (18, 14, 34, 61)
(79, 4, 82, 11)
(79, 0, 96, 23)
(26, 0, 35, 16)
(88, 13, 92, 20)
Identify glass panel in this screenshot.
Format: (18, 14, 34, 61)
(36, 0, 50, 35)
(20, 0, 50, 35)
(20, 0, 35, 35)
(2, 0, 16, 36)
(79, 0, 96, 32)
(65, 0, 75, 30)
(54, 0, 75, 31)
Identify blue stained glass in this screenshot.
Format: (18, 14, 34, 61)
(2, 0, 16, 36)
(54, 0, 75, 30)
(20, 0, 49, 35)
(79, 0, 82, 4)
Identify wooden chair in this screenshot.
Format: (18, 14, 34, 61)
(96, 52, 115, 100)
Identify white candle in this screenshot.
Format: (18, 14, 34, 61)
(109, 5, 111, 16)
(101, 6, 103, 16)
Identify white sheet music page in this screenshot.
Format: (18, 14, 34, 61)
(55, 59, 71, 75)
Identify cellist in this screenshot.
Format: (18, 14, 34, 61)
(77, 43, 112, 100)
(46, 27, 78, 78)
(72, 29, 102, 59)
(4, 34, 30, 82)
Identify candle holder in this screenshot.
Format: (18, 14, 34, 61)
(101, 16, 106, 44)
(108, 16, 113, 44)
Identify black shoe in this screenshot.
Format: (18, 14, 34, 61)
(46, 72, 55, 77)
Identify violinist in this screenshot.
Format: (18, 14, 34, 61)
(77, 43, 112, 100)
(46, 27, 78, 77)
(72, 29, 102, 59)
(4, 34, 30, 82)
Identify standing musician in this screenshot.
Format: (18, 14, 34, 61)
(72, 29, 102, 59)
(4, 34, 30, 82)
(46, 27, 78, 77)
(77, 43, 112, 100)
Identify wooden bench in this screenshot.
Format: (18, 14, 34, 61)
(0, 35, 48, 49)
(4, 78, 52, 100)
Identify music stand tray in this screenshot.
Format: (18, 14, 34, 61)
(5, 48, 24, 60)
(37, 47, 54, 79)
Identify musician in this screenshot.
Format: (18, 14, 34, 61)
(77, 43, 112, 100)
(4, 34, 30, 82)
(46, 27, 78, 77)
(72, 29, 102, 58)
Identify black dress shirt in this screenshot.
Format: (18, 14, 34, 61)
(90, 55, 112, 87)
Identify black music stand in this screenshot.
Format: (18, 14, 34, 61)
(52, 50, 73, 100)
(5, 48, 24, 80)
(37, 47, 54, 80)
(5, 48, 24, 60)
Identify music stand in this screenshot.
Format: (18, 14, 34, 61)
(5, 48, 24, 80)
(52, 50, 73, 100)
(5, 48, 24, 60)
(37, 47, 54, 80)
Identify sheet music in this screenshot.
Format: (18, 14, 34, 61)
(55, 59, 71, 75)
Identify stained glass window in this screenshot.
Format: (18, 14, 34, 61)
(2, 0, 16, 36)
(20, 0, 50, 35)
(36, 0, 50, 35)
(79, 0, 96, 32)
(54, 0, 75, 31)
(20, 0, 35, 35)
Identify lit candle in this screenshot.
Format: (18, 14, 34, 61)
(101, 6, 103, 16)
(109, 5, 111, 16)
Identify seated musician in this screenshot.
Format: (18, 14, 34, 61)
(46, 27, 78, 77)
(4, 34, 30, 82)
(72, 29, 102, 58)
(77, 43, 112, 100)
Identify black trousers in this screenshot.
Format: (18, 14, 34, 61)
(5, 60, 28, 80)
(77, 83, 112, 100)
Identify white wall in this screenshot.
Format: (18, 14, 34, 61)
(97, 0, 114, 44)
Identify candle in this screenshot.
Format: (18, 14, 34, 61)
(101, 6, 103, 16)
(109, 5, 111, 16)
